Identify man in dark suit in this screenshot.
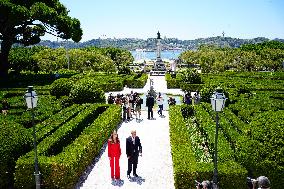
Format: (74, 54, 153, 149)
(126, 130, 142, 178)
(146, 93, 155, 119)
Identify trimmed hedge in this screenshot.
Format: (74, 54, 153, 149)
(50, 78, 73, 98)
(201, 102, 284, 188)
(165, 73, 180, 88)
(5, 95, 63, 128)
(243, 111, 284, 189)
(70, 78, 105, 104)
(169, 105, 197, 189)
(125, 73, 148, 88)
(169, 105, 247, 189)
(181, 83, 204, 92)
(1, 72, 76, 88)
(15, 104, 121, 188)
(0, 118, 32, 189)
(31, 104, 86, 142)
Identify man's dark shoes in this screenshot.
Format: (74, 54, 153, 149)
(133, 173, 139, 177)
(127, 174, 131, 179)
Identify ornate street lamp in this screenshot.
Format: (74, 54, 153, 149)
(210, 89, 226, 189)
(24, 86, 40, 189)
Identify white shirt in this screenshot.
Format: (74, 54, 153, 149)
(157, 97, 164, 106)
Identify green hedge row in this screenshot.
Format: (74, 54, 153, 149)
(169, 105, 247, 189)
(15, 104, 121, 188)
(202, 102, 284, 188)
(228, 93, 283, 123)
(1, 72, 76, 88)
(194, 104, 235, 161)
(0, 119, 32, 189)
(241, 111, 284, 189)
(32, 104, 86, 142)
(180, 83, 204, 92)
(50, 73, 148, 99)
(125, 73, 148, 88)
(165, 73, 180, 88)
(169, 105, 197, 189)
(3, 95, 63, 128)
(201, 72, 284, 92)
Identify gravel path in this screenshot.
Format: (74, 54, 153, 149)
(78, 75, 176, 189)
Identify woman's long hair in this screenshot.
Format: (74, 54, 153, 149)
(109, 131, 120, 143)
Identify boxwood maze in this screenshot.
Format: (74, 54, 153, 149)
(14, 104, 121, 188)
(170, 101, 284, 188)
(169, 105, 247, 189)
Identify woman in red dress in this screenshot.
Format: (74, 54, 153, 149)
(108, 130, 121, 180)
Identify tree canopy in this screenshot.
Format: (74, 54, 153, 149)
(0, 0, 83, 79)
(179, 42, 284, 72)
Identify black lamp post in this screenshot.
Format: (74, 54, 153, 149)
(210, 89, 226, 189)
(25, 86, 40, 189)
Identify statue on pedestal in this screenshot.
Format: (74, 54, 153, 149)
(157, 31, 161, 39)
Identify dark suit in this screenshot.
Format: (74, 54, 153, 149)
(126, 136, 142, 175)
(146, 95, 155, 119)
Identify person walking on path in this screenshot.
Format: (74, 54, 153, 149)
(156, 92, 164, 116)
(108, 130, 122, 180)
(146, 93, 155, 119)
(135, 96, 143, 120)
(126, 130, 142, 178)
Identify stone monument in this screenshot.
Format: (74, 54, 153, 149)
(153, 31, 166, 72)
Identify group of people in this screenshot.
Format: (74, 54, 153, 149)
(108, 91, 175, 121)
(183, 91, 201, 105)
(107, 130, 142, 181)
(107, 91, 143, 121)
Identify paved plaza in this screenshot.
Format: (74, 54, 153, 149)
(77, 76, 176, 189)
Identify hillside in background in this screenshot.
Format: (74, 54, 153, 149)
(35, 36, 284, 51)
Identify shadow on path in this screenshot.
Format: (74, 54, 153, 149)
(111, 179, 125, 187)
(128, 176, 146, 185)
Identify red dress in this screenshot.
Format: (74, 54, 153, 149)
(108, 140, 121, 179)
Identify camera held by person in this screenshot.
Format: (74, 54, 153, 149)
(247, 176, 270, 189)
(195, 180, 213, 189)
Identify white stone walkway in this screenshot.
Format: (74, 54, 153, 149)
(77, 75, 175, 189)
(105, 75, 184, 97)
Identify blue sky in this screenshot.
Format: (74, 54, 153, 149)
(43, 0, 284, 41)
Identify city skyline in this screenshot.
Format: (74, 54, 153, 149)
(42, 0, 284, 42)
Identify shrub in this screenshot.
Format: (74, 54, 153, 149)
(165, 73, 180, 88)
(181, 83, 204, 93)
(125, 73, 148, 88)
(70, 78, 105, 104)
(50, 78, 73, 98)
(178, 68, 202, 84)
(0, 118, 32, 189)
(118, 66, 131, 74)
